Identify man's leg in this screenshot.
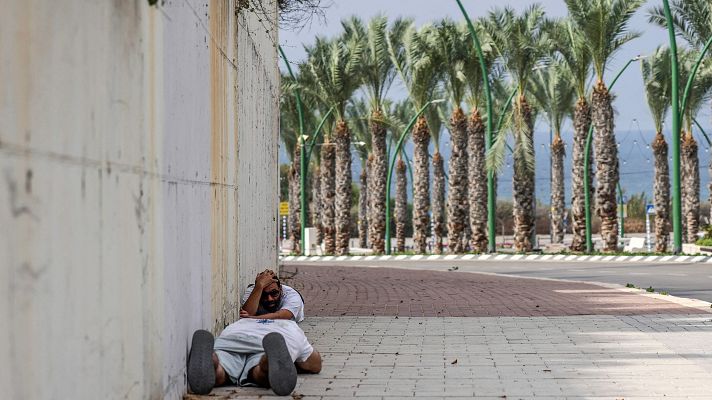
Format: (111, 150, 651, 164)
(247, 354, 270, 388)
(213, 352, 228, 386)
(296, 350, 322, 374)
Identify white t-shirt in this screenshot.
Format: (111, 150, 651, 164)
(242, 284, 305, 322)
(219, 318, 313, 363)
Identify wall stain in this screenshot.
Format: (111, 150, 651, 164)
(209, 0, 233, 333)
(25, 169, 32, 194)
(5, 170, 38, 220)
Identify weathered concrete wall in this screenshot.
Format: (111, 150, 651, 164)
(0, 1, 279, 398)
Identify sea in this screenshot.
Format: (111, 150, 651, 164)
(280, 126, 712, 207)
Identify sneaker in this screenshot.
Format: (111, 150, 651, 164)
(187, 330, 215, 395)
(262, 332, 297, 396)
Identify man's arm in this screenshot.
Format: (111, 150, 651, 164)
(241, 270, 276, 316)
(244, 309, 294, 320)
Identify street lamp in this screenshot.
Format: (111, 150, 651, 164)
(278, 46, 306, 253)
(582, 55, 644, 253)
(384, 99, 445, 255)
(646, 0, 712, 253)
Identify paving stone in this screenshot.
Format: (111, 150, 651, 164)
(200, 263, 712, 399)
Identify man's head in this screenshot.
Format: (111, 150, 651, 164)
(260, 277, 282, 312)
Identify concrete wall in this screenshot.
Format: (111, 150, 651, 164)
(0, 1, 279, 398)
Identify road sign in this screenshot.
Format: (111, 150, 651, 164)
(279, 202, 289, 216)
(617, 204, 628, 218)
(646, 204, 656, 215)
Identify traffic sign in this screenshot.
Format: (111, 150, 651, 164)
(279, 202, 289, 216)
(646, 204, 655, 215)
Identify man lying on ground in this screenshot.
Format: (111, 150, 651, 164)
(241, 269, 304, 322)
(187, 319, 322, 395)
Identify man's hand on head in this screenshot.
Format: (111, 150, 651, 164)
(239, 309, 252, 318)
(254, 269, 276, 289)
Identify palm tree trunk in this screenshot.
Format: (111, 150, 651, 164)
(592, 81, 619, 252)
(287, 170, 299, 253)
(334, 120, 353, 255)
(369, 111, 387, 254)
(513, 95, 535, 252)
(311, 167, 323, 246)
(288, 146, 301, 254)
(412, 115, 431, 254)
(321, 142, 336, 254)
(432, 152, 446, 254)
(570, 98, 593, 252)
(682, 132, 699, 244)
(468, 109, 488, 253)
(358, 161, 368, 248)
(551, 134, 565, 244)
(447, 107, 468, 253)
(652, 132, 670, 253)
(461, 183, 471, 252)
(395, 157, 408, 252)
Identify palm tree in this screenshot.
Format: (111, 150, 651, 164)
(304, 36, 363, 255)
(310, 158, 324, 246)
(343, 16, 409, 254)
(649, 0, 712, 235)
(551, 19, 594, 252)
(530, 60, 576, 244)
(483, 6, 549, 252)
(388, 23, 442, 253)
(641, 47, 673, 252)
(384, 100, 416, 253)
(433, 19, 471, 253)
(463, 21, 497, 253)
(280, 73, 304, 254)
(565, 0, 643, 252)
(426, 98, 447, 253)
(677, 52, 712, 243)
(395, 154, 408, 252)
(348, 99, 372, 249)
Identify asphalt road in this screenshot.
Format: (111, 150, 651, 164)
(289, 259, 712, 303)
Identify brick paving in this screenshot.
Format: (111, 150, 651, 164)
(281, 264, 701, 317)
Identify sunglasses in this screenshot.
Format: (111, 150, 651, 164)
(261, 289, 280, 299)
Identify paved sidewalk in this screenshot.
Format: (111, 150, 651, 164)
(194, 264, 712, 399)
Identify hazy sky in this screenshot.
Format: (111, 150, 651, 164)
(278, 0, 711, 133)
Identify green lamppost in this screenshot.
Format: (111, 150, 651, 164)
(660, 0, 712, 253)
(279, 46, 340, 255)
(583, 55, 643, 253)
(662, 0, 682, 254)
(455, 0, 496, 253)
(278, 46, 308, 254)
(384, 100, 444, 255)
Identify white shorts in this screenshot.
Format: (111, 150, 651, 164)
(214, 319, 314, 385)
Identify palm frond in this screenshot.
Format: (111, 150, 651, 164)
(481, 5, 550, 95)
(347, 98, 372, 161)
(529, 60, 577, 135)
(387, 22, 442, 110)
(649, 0, 712, 49)
(565, 0, 644, 81)
(549, 18, 592, 98)
(678, 50, 712, 127)
(641, 47, 673, 133)
(303, 34, 364, 120)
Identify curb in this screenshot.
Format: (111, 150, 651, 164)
(280, 253, 712, 264)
